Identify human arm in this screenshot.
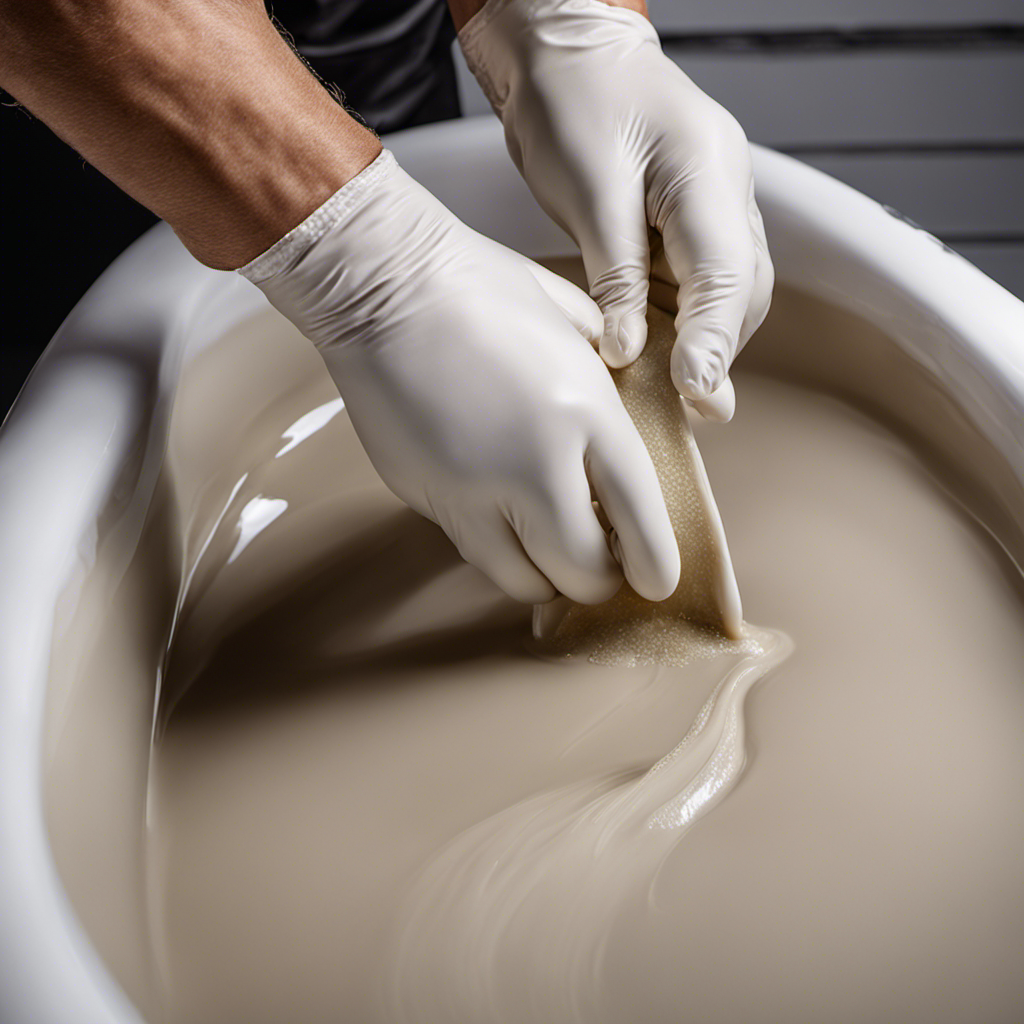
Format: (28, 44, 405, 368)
(0, 0, 380, 268)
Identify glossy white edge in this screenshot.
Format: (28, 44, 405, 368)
(1, 115, 1022, 1023)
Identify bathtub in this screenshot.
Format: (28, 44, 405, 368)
(1, 115, 1023, 1023)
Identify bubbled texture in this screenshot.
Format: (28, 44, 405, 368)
(536, 305, 747, 666)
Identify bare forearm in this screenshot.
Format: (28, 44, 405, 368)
(0, 0, 380, 267)
(447, 0, 647, 31)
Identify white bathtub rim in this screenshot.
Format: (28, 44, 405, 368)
(0, 227, 261, 1024)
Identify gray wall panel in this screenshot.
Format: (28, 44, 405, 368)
(672, 50, 1024, 147)
(793, 152, 1024, 236)
(951, 242, 1024, 297)
(647, 0, 1024, 33)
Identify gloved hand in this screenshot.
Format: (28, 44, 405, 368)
(459, 0, 774, 422)
(238, 149, 680, 605)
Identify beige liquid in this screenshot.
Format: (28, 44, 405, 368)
(44, 280, 1024, 1024)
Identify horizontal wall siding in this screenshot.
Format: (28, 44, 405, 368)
(671, 50, 1023, 149)
(647, 0, 1023, 32)
(795, 151, 1024, 238)
(952, 243, 1024, 297)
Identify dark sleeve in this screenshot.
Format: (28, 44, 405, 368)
(267, 0, 461, 133)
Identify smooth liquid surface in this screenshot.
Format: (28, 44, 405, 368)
(46, 296, 1024, 1023)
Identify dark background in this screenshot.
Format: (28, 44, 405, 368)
(3, 0, 1023, 420)
(2, 110, 161, 419)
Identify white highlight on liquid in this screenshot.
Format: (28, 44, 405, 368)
(227, 496, 288, 564)
(387, 625, 792, 1024)
(275, 398, 345, 458)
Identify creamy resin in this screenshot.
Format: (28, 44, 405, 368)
(44, 283, 1024, 1024)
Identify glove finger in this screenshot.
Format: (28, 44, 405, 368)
(521, 258, 604, 346)
(660, 170, 757, 401)
(689, 374, 736, 423)
(451, 509, 558, 605)
(688, 192, 772, 422)
(586, 422, 680, 602)
(748, 180, 770, 259)
(737, 187, 774, 354)
(508, 463, 623, 605)
(574, 184, 652, 369)
(738, 250, 774, 352)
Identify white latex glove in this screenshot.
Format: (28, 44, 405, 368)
(459, 0, 774, 422)
(238, 149, 680, 605)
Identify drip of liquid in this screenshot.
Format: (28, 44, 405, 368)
(388, 626, 791, 1024)
(390, 306, 789, 1020)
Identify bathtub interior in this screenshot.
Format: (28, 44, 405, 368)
(21, 116, 1024, 1024)
(39, 259, 1024, 1021)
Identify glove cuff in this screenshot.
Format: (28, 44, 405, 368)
(236, 148, 397, 282)
(458, 0, 520, 112)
